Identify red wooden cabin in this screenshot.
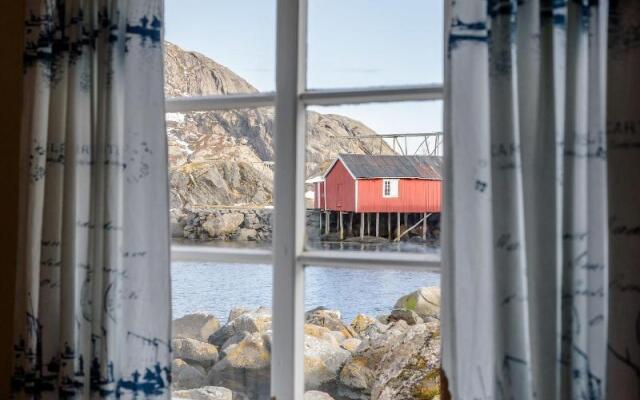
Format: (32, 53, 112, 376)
(316, 154, 442, 213)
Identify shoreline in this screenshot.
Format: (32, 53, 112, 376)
(171, 207, 441, 248)
(171, 287, 442, 400)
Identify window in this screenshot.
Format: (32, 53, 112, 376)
(383, 179, 399, 198)
(166, 0, 444, 398)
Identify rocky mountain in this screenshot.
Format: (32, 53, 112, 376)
(164, 42, 395, 210)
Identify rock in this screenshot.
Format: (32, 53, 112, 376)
(304, 324, 350, 390)
(227, 307, 251, 323)
(371, 322, 441, 399)
(305, 357, 337, 393)
(170, 210, 187, 238)
(338, 321, 441, 400)
(207, 332, 271, 399)
(304, 390, 335, 400)
(339, 357, 375, 395)
(307, 307, 342, 320)
(235, 228, 258, 241)
(394, 287, 441, 320)
(172, 337, 219, 368)
(209, 307, 272, 348)
(341, 338, 362, 353)
(173, 312, 221, 342)
(172, 385, 233, 400)
(202, 212, 245, 238)
(243, 213, 261, 229)
(360, 320, 394, 342)
(306, 307, 356, 339)
(172, 358, 207, 390)
(351, 314, 377, 335)
(220, 331, 259, 356)
(328, 331, 347, 344)
(388, 308, 423, 325)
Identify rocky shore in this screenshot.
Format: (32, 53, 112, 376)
(171, 287, 441, 400)
(171, 208, 273, 242)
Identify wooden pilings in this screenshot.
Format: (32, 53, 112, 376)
(319, 210, 432, 242)
(324, 211, 330, 235)
(423, 212, 427, 240)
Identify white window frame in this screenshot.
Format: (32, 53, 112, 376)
(382, 178, 399, 198)
(166, 1, 446, 398)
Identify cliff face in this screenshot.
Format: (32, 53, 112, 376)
(165, 42, 394, 210)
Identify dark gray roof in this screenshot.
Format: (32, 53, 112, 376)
(336, 154, 442, 180)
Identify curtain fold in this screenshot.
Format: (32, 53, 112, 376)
(442, 0, 609, 399)
(11, 0, 171, 398)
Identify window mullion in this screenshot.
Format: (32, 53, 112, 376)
(272, 0, 307, 399)
(300, 84, 443, 106)
(165, 92, 275, 113)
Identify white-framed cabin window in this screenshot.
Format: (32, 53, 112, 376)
(165, 0, 446, 399)
(383, 178, 399, 198)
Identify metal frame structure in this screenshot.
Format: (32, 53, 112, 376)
(167, 1, 445, 398)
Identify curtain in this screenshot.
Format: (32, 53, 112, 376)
(606, 1, 640, 398)
(442, 0, 609, 399)
(11, 0, 171, 398)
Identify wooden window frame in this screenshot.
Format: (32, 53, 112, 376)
(166, 0, 447, 398)
(382, 178, 399, 198)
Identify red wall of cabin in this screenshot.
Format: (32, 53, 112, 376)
(356, 178, 442, 213)
(324, 160, 356, 211)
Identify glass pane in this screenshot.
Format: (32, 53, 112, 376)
(304, 101, 443, 254)
(167, 109, 274, 248)
(165, 0, 276, 95)
(303, 266, 441, 399)
(307, 0, 444, 89)
(171, 262, 272, 399)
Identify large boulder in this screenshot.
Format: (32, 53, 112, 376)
(170, 209, 187, 238)
(235, 228, 257, 241)
(304, 324, 351, 390)
(209, 307, 272, 347)
(388, 308, 423, 326)
(306, 307, 356, 339)
(203, 212, 245, 238)
(172, 337, 219, 368)
(304, 391, 335, 400)
(394, 287, 441, 320)
(227, 307, 251, 323)
(350, 314, 377, 336)
(207, 332, 271, 399)
(172, 358, 207, 390)
(371, 322, 441, 399)
(172, 385, 233, 400)
(339, 357, 375, 396)
(338, 321, 441, 400)
(341, 338, 362, 354)
(173, 312, 221, 342)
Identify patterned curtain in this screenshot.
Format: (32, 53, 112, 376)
(442, 0, 609, 399)
(11, 0, 171, 398)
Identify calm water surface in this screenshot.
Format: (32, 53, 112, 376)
(172, 262, 440, 322)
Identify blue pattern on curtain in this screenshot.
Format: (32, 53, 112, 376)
(442, 0, 609, 399)
(12, 0, 171, 398)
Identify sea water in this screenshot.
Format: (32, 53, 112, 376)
(171, 262, 440, 323)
